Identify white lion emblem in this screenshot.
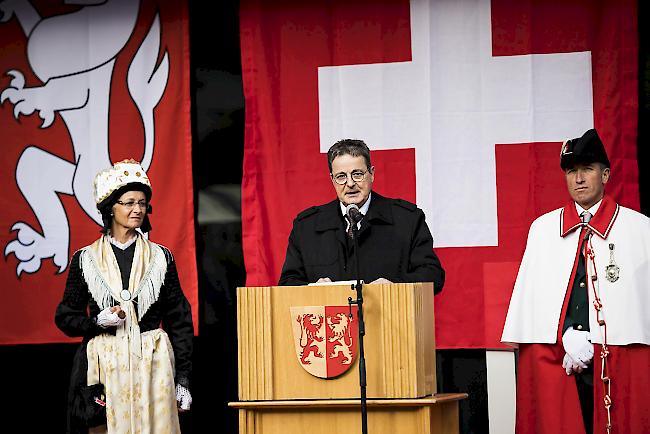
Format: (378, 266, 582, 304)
(0, 0, 168, 275)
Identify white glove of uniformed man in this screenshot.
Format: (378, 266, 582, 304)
(562, 328, 593, 365)
(562, 352, 588, 375)
(176, 384, 192, 411)
(95, 306, 126, 328)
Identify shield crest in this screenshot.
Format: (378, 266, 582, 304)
(290, 305, 359, 378)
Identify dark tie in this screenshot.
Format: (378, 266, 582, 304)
(345, 214, 363, 239)
(580, 211, 592, 224)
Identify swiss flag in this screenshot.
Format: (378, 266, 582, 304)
(0, 0, 198, 344)
(240, 0, 638, 349)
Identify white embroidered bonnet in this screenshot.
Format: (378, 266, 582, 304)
(93, 159, 151, 207)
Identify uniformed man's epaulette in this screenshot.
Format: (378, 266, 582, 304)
(296, 206, 319, 220)
(394, 199, 417, 211)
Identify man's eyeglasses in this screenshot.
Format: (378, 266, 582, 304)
(116, 200, 148, 210)
(331, 170, 369, 185)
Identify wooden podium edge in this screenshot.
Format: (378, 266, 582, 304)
(228, 393, 468, 409)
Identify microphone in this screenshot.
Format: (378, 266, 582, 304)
(345, 204, 363, 224)
(344, 202, 368, 434)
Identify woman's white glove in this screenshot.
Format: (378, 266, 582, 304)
(176, 384, 192, 411)
(95, 306, 126, 328)
(562, 328, 593, 365)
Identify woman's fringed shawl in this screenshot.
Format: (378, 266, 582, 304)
(79, 234, 167, 358)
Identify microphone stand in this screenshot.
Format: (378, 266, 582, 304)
(347, 218, 368, 434)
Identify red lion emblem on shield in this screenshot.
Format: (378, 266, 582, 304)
(297, 313, 324, 364)
(327, 312, 354, 365)
(290, 306, 358, 378)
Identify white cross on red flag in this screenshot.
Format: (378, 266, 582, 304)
(240, 0, 639, 349)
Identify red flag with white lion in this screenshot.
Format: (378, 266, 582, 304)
(0, 0, 197, 344)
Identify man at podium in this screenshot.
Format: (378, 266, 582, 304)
(278, 138, 444, 292)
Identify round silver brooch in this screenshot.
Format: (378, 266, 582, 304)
(120, 289, 132, 301)
(605, 264, 619, 283)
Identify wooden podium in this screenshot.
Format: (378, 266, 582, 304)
(228, 282, 466, 433)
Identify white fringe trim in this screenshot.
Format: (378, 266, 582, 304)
(157, 243, 174, 263)
(132, 244, 167, 320)
(79, 243, 168, 319)
(79, 248, 115, 310)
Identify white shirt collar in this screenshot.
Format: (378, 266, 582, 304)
(574, 198, 602, 219)
(109, 235, 137, 250)
(339, 192, 372, 227)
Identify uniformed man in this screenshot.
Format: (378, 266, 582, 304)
(502, 129, 650, 434)
(278, 138, 445, 291)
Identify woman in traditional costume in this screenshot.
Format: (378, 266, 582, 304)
(55, 159, 193, 433)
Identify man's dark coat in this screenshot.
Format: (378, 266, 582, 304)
(278, 192, 445, 293)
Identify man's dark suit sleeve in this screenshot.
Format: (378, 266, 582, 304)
(278, 221, 309, 285)
(396, 208, 445, 293)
